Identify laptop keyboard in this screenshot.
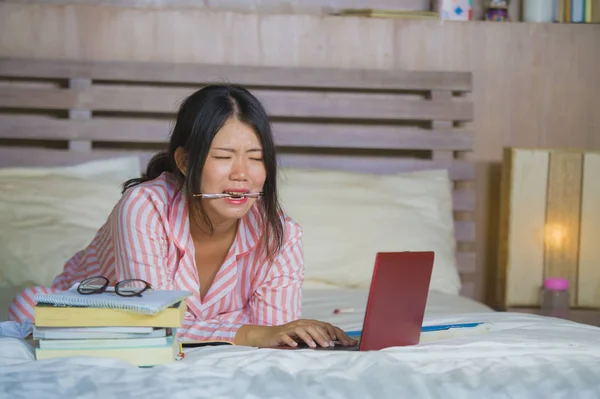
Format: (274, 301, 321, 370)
(298, 341, 360, 351)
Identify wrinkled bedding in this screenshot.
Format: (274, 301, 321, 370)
(1, 288, 600, 398)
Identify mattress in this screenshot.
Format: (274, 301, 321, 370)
(2, 288, 600, 398)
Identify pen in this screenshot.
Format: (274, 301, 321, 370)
(333, 308, 354, 314)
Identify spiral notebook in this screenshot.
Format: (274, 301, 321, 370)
(35, 284, 193, 315)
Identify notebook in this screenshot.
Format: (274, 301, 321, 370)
(34, 284, 193, 315)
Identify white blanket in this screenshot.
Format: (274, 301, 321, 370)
(1, 289, 600, 398)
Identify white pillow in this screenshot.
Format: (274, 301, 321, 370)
(278, 168, 461, 296)
(0, 157, 141, 288)
(0, 156, 141, 182)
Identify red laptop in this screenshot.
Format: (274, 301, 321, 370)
(276, 251, 435, 351)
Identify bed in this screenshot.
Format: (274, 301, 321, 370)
(1, 57, 600, 398)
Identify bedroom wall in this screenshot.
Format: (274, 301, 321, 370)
(1, 2, 599, 305)
(0, 0, 524, 19)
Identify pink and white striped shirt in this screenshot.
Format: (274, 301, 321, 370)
(8, 172, 304, 342)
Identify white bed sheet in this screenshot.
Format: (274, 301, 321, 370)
(2, 288, 600, 398)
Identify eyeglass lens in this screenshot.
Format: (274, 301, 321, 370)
(116, 279, 149, 296)
(78, 276, 109, 294)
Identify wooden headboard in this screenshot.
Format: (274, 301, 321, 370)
(0, 58, 477, 300)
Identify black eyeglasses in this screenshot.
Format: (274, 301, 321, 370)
(77, 276, 153, 297)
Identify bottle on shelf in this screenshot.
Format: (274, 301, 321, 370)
(540, 278, 570, 319)
(523, 0, 555, 22)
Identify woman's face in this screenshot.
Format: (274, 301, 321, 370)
(200, 118, 266, 225)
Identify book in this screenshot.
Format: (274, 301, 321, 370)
(344, 322, 494, 343)
(34, 284, 193, 315)
(32, 285, 188, 366)
(35, 335, 180, 367)
(586, 0, 600, 23)
(33, 326, 169, 340)
(38, 335, 170, 349)
(34, 300, 187, 328)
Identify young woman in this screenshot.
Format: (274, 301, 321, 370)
(8, 84, 356, 349)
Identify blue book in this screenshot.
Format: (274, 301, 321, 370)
(345, 322, 484, 338)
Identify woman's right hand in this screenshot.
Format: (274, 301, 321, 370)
(237, 319, 358, 348)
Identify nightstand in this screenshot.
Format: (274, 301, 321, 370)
(495, 147, 600, 311)
(507, 307, 600, 328)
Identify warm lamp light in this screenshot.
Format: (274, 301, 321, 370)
(544, 224, 566, 249)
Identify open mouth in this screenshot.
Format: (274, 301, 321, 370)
(223, 191, 247, 199)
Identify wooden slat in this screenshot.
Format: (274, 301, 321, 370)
(0, 87, 76, 109)
(277, 153, 475, 180)
(0, 57, 473, 91)
(457, 252, 476, 274)
(0, 115, 473, 151)
(453, 189, 475, 212)
(273, 123, 473, 150)
(0, 86, 473, 121)
(578, 153, 600, 307)
(504, 149, 549, 307)
(544, 151, 583, 306)
(455, 221, 475, 243)
(0, 115, 173, 143)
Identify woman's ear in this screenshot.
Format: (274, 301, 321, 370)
(174, 147, 188, 176)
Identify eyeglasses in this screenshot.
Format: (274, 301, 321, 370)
(77, 276, 153, 297)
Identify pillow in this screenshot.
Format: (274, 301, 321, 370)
(0, 156, 141, 182)
(0, 157, 141, 288)
(277, 168, 462, 296)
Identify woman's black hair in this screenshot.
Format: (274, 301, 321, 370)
(123, 84, 284, 261)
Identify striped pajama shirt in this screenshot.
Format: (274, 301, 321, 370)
(8, 172, 304, 342)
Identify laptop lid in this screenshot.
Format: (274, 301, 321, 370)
(358, 251, 434, 351)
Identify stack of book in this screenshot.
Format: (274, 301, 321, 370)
(32, 286, 192, 367)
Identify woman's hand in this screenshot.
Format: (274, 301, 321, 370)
(236, 319, 358, 348)
(270, 319, 357, 348)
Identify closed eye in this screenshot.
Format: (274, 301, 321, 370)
(213, 156, 231, 160)
(250, 158, 263, 161)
